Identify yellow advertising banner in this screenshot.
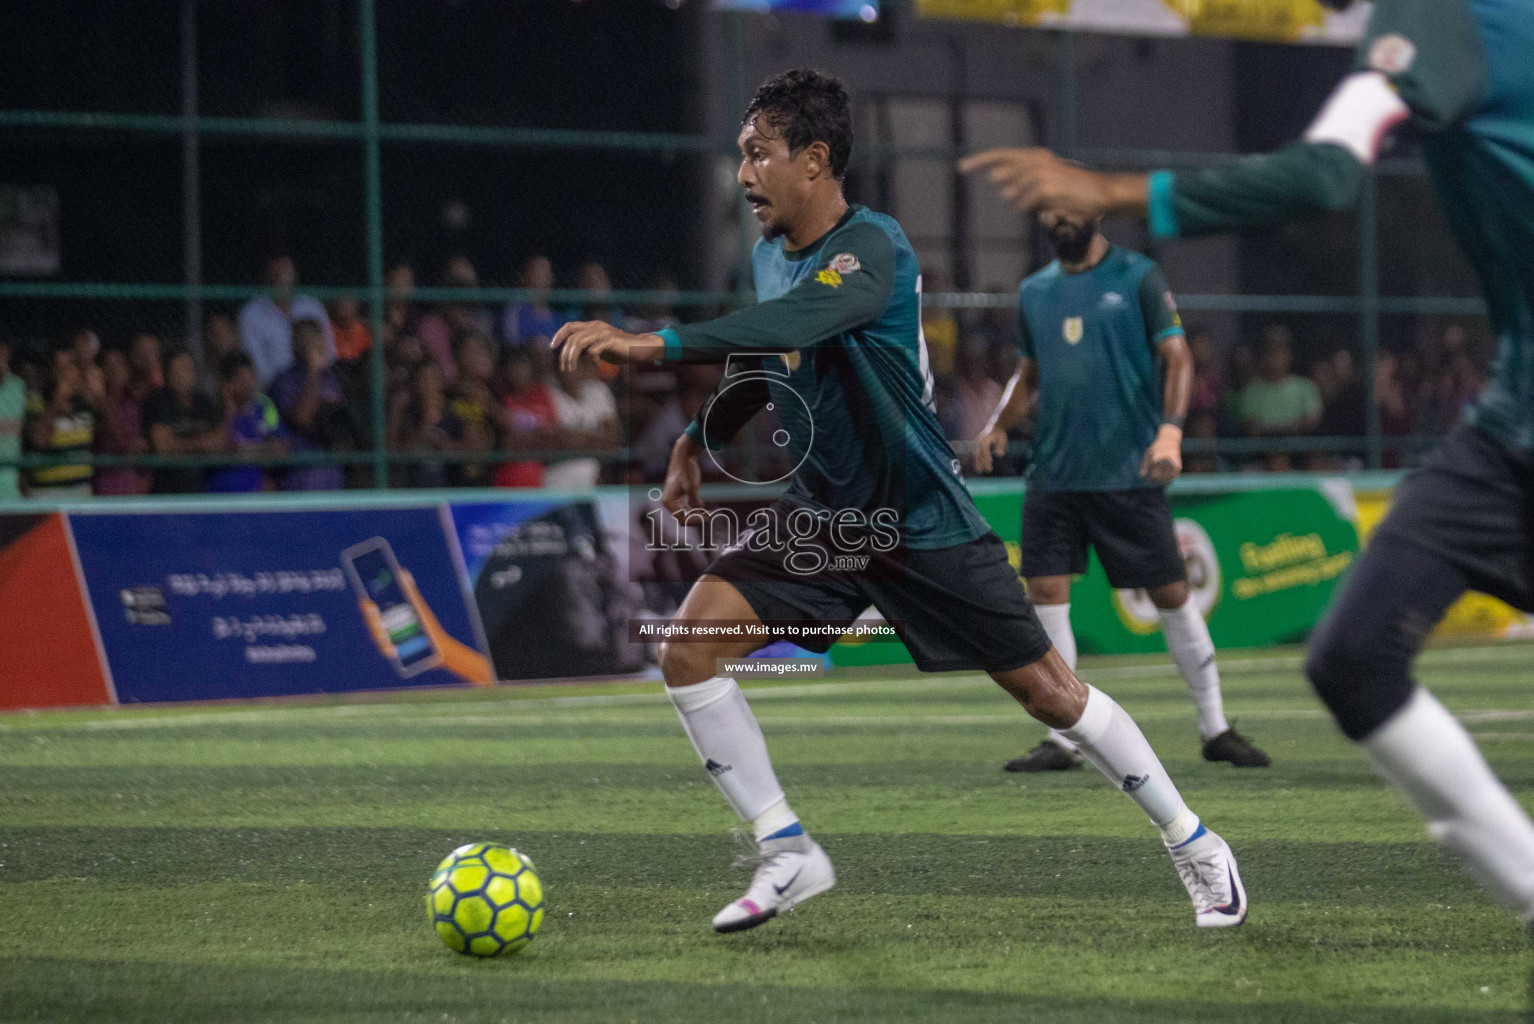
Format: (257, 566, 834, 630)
(915, 0, 1368, 44)
(1354, 491, 1534, 639)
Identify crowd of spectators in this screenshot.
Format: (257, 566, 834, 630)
(929, 296, 1491, 476)
(0, 254, 1494, 500)
(0, 253, 708, 499)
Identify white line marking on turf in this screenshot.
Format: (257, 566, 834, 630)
(1460, 710, 1534, 723)
(6, 643, 1531, 733)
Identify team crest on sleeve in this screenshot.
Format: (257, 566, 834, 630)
(1368, 34, 1416, 75)
(1062, 317, 1084, 345)
(828, 253, 861, 274)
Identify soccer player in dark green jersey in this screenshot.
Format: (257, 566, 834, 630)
(963, 0, 1534, 926)
(975, 215, 1270, 773)
(555, 69, 1247, 934)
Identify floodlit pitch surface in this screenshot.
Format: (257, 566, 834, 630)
(2, 645, 1533, 1023)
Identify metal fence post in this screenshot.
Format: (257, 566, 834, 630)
(1360, 169, 1382, 469)
(361, 0, 388, 488)
(1056, 30, 1079, 159)
(181, 0, 202, 365)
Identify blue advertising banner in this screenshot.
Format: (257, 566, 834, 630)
(70, 507, 488, 703)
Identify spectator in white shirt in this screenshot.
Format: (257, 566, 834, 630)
(238, 255, 334, 388)
(543, 361, 618, 490)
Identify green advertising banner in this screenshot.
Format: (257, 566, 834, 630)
(1070, 486, 1358, 654)
(829, 481, 1360, 665)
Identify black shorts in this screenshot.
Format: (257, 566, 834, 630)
(1374, 423, 1534, 612)
(1019, 487, 1186, 590)
(704, 501, 1051, 673)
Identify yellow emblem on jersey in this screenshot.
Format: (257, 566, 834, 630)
(816, 268, 842, 288)
(1063, 316, 1084, 344)
(781, 352, 801, 372)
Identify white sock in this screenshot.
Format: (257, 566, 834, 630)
(1062, 684, 1196, 842)
(1035, 603, 1077, 670)
(1159, 598, 1229, 741)
(668, 676, 801, 841)
(1364, 688, 1534, 918)
(1035, 603, 1081, 753)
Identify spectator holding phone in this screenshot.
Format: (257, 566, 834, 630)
(270, 319, 348, 491)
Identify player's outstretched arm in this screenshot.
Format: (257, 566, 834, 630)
(657, 222, 896, 363)
(552, 321, 665, 373)
(960, 138, 1367, 242)
(961, 1, 1484, 242)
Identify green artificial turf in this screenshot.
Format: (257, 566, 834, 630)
(2, 644, 1533, 1022)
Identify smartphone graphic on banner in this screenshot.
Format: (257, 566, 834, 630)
(342, 537, 442, 677)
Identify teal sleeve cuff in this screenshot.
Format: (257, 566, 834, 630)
(658, 327, 682, 361)
(1154, 325, 1185, 342)
(1147, 171, 1180, 240)
(683, 418, 706, 446)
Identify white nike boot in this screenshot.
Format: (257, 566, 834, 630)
(712, 833, 836, 933)
(1167, 824, 1248, 928)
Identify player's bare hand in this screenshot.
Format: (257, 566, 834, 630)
(1140, 424, 1183, 484)
(959, 148, 1143, 220)
(972, 426, 1009, 475)
(552, 321, 665, 373)
(661, 434, 704, 524)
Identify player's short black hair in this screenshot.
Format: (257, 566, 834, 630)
(218, 350, 254, 382)
(743, 69, 853, 179)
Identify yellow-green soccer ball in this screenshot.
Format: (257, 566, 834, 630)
(427, 843, 545, 957)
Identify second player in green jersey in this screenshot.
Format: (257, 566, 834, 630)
(975, 214, 1268, 773)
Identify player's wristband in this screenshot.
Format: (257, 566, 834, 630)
(1161, 415, 1185, 430)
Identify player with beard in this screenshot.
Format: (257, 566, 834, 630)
(975, 214, 1270, 773)
(554, 68, 1247, 934)
(961, 0, 1534, 951)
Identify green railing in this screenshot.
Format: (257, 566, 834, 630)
(0, 5, 1480, 484)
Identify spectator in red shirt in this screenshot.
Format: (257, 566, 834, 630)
(330, 294, 372, 363)
(493, 348, 558, 488)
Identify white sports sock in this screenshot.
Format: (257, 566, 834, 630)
(667, 676, 801, 840)
(1364, 688, 1534, 918)
(1035, 603, 1077, 670)
(1035, 603, 1081, 753)
(1062, 685, 1193, 837)
(1159, 598, 1229, 740)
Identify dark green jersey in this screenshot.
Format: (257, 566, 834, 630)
(664, 205, 989, 549)
(1147, 0, 1534, 450)
(1018, 246, 1182, 492)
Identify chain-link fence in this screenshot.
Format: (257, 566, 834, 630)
(0, 1, 1488, 497)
